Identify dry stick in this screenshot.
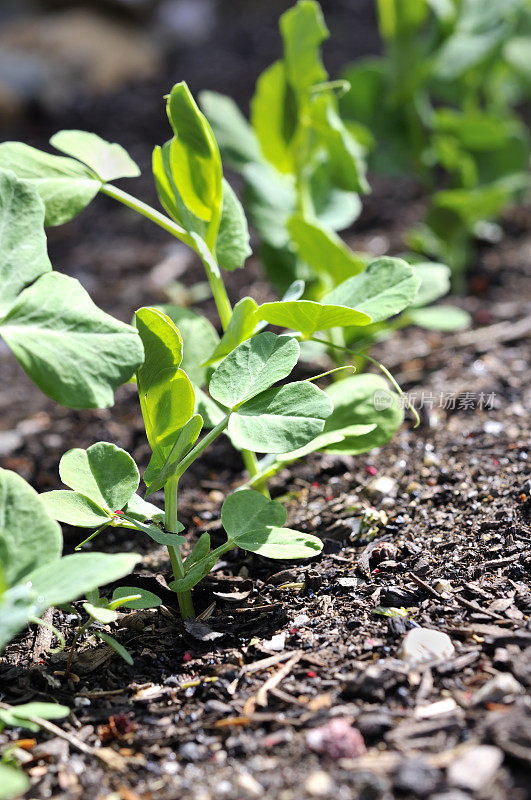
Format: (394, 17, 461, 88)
(409, 572, 511, 623)
(31, 608, 54, 663)
(255, 651, 302, 709)
(0, 702, 126, 770)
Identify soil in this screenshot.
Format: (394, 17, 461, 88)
(1, 2, 530, 799)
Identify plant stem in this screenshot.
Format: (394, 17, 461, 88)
(165, 475, 195, 620)
(241, 449, 270, 498)
(101, 183, 189, 240)
(198, 250, 233, 331)
(174, 415, 230, 479)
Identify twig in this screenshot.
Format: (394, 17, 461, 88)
(255, 651, 302, 708)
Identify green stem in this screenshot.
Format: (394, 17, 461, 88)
(101, 183, 188, 240)
(198, 251, 233, 331)
(174, 415, 230, 480)
(241, 449, 270, 498)
(165, 475, 195, 620)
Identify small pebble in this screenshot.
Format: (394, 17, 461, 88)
(306, 718, 366, 760)
(364, 475, 397, 500)
(304, 770, 335, 797)
(236, 772, 263, 798)
(400, 627, 455, 668)
(447, 746, 503, 791)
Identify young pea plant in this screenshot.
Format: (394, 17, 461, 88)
(340, 0, 531, 284)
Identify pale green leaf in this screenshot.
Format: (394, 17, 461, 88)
(322, 374, 404, 455)
(111, 586, 162, 609)
(199, 90, 262, 169)
(280, 0, 329, 91)
(231, 526, 322, 559)
(242, 161, 296, 249)
(0, 272, 144, 408)
(59, 442, 139, 511)
(215, 179, 251, 270)
(0, 764, 29, 799)
(229, 381, 333, 453)
(0, 142, 100, 226)
(41, 490, 109, 528)
(222, 490, 287, 538)
(24, 552, 140, 608)
(154, 305, 219, 387)
(287, 214, 366, 285)
(0, 469, 61, 587)
(50, 130, 140, 182)
(323, 257, 420, 322)
(209, 332, 299, 408)
(0, 171, 51, 317)
(124, 493, 165, 524)
(204, 297, 258, 365)
(183, 533, 211, 573)
(411, 262, 451, 308)
(408, 305, 471, 330)
(257, 299, 371, 337)
(83, 602, 118, 624)
(165, 82, 222, 228)
(251, 60, 295, 174)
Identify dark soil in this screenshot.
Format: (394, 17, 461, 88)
(1, 2, 530, 799)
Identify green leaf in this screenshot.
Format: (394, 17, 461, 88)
(215, 179, 251, 270)
(194, 385, 227, 428)
(408, 306, 471, 330)
(94, 630, 133, 665)
(83, 602, 118, 624)
(257, 299, 371, 338)
(135, 307, 195, 453)
(311, 94, 369, 194)
(204, 297, 258, 365)
(0, 142, 100, 226)
(251, 60, 295, 174)
(41, 490, 109, 528)
(59, 442, 139, 512)
(169, 553, 219, 592)
(135, 306, 183, 387)
(152, 140, 207, 239)
(0, 764, 29, 799)
(0, 583, 37, 654)
(50, 130, 140, 182)
(24, 552, 140, 608)
(0, 170, 51, 317)
(505, 36, 531, 82)
(231, 526, 322, 559)
(323, 257, 420, 322)
(411, 262, 451, 308)
(209, 332, 300, 408)
(222, 490, 287, 538)
(111, 586, 162, 609)
(229, 381, 333, 453)
(243, 162, 296, 249)
(287, 214, 366, 285)
(199, 90, 262, 170)
(183, 533, 211, 574)
(153, 305, 219, 387)
(322, 374, 404, 455)
(221, 489, 321, 559)
(165, 82, 223, 230)
(280, 0, 329, 92)
(124, 493, 165, 524)
(143, 413, 203, 496)
(0, 272, 144, 408)
(0, 468, 61, 587)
